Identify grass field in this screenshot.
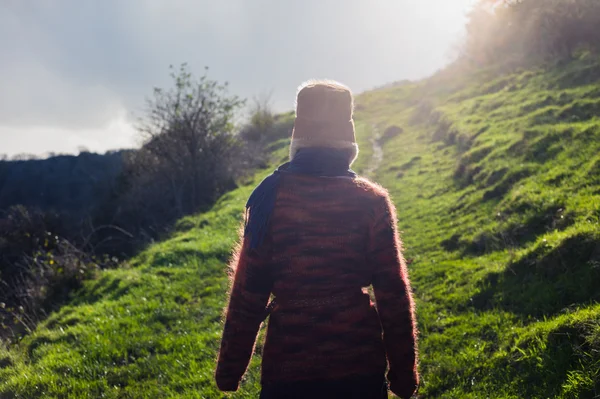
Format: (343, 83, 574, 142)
(1, 57, 599, 398)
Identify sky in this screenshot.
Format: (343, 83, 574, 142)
(0, 0, 475, 157)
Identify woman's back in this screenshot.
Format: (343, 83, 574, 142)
(264, 173, 388, 382)
(271, 173, 378, 298)
(215, 80, 419, 399)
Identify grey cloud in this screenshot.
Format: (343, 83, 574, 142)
(0, 0, 471, 153)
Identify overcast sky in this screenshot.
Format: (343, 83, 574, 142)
(0, 0, 475, 157)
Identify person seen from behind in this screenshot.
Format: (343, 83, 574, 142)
(215, 80, 419, 398)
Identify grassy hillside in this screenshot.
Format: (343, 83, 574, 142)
(2, 57, 600, 398)
(356, 56, 600, 398)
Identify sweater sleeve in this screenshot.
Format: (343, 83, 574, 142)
(215, 230, 273, 392)
(368, 194, 419, 399)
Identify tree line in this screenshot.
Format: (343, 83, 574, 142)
(463, 0, 600, 66)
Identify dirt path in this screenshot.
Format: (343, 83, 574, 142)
(365, 124, 383, 178)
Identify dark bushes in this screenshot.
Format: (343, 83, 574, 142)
(0, 151, 125, 218)
(0, 206, 106, 339)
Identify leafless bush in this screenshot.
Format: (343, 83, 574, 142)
(96, 64, 245, 251)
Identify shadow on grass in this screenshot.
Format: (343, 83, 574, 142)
(442, 205, 574, 256)
(69, 274, 131, 306)
(472, 230, 600, 318)
(489, 313, 600, 399)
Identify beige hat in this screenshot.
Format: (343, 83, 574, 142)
(290, 80, 358, 163)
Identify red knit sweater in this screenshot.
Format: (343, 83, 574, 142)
(215, 173, 419, 398)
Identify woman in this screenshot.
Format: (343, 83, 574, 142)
(215, 81, 419, 399)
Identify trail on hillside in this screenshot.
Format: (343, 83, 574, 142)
(365, 124, 383, 178)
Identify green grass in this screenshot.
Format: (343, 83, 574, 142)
(1, 57, 600, 398)
(0, 151, 289, 398)
(355, 56, 600, 398)
(0, 182, 256, 398)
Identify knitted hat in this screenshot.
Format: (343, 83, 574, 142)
(290, 80, 358, 164)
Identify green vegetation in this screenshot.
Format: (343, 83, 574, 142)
(0, 65, 272, 338)
(0, 138, 289, 398)
(1, 55, 599, 398)
(0, 172, 263, 398)
(357, 55, 600, 398)
(465, 0, 600, 66)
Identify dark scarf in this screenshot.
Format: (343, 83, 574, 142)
(245, 147, 357, 250)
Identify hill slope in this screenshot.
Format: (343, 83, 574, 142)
(2, 58, 599, 398)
